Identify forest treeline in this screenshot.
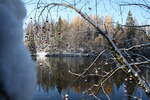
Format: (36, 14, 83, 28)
(25, 11, 150, 55)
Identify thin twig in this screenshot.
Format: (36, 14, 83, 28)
(120, 42, 150, 51)
(80, 50, 106, 77)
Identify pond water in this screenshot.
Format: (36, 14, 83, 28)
(33, 57, 150, 100)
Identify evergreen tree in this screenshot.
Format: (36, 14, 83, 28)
(50, 21, 56, 37)
(25, 21, 36, 55)
(56, 17, 63, 34)
(115, 22, 122, 32)
(54, 17, 66, 50)
(125, 11, 136, 47)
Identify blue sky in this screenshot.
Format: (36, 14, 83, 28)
(23, 0, 150, 25)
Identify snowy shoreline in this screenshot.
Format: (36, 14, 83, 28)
(45, 53, 96, 57)
(31, 52, 97, 57)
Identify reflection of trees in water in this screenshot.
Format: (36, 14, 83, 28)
(37, 59, 52, 92)
(113, 70, 127, 89)
(37, 57, 96, 93)
(125, 79, 137, 100)
(36, 57, 150, 98)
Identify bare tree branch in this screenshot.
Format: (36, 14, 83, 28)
(120, 3, 150, 10)
(129, 60, 150, 66)
(120, 42, 150, 51)
(122, 24, 150, 27)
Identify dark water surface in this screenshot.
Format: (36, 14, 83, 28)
(33, 57, 150, 100)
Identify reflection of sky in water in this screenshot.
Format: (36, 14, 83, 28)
(34, 85, 150, 100)
(34, 86, 62, 100)
(33, 57, 150, 100)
